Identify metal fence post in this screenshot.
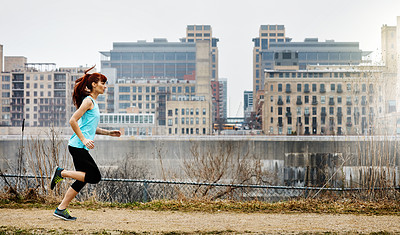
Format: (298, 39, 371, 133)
(143, 181, 149, 202)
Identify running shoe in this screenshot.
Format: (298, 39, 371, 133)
(50, 166, 64, 190)
(53, 208, 77, 221)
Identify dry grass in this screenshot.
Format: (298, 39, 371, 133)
(1, 189, 400, 216)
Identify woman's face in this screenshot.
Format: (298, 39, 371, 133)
(92, 80, 107, 94)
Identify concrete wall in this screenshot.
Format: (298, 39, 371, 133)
(1, 136, 400, 186)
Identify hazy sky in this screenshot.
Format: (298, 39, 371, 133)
(0, 0, 399, 116)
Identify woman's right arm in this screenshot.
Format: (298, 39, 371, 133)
(69, 98, 94, 149)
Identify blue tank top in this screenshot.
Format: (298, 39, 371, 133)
(68, 96, 100, 150)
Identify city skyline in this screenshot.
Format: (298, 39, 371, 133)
(0, 0, 399, 116)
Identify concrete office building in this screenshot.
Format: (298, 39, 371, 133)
(182, 24, 224, 124)
(165, 41, 212, 135)
(378, 16, 400, 134)
(0, 62, 91, 127)
(211, 78, 227, 122)
(98, 78, 197, 126)
(219, 78, 227, 120)
(252, 25, 290, 98)
(252, 25, 370, 113)
(100, 38, 197, 80)
(263, 62, 394, 135)
(100, 26, 220, 134)
(181, 25, 219, 80)
(381, 24, 397, 72)
(100, 40, 213, 135)
(244, 90, 253, 120)
(166, 97, 211, 135)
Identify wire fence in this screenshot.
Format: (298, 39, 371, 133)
(2, 174, 399, 203)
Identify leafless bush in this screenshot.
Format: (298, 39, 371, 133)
(0, 126, 72, 201)
(181, 140, 273, 200)
(349, 136, 400, 200)
(78, 152, 152, 203)
(24, 128, 72, 197)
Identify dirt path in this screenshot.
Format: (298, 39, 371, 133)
(1, 208, 400, 234)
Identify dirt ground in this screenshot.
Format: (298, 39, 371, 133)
(1, 208, 400, 234)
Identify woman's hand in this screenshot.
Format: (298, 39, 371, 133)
(109, 130, 122, 137)
(82, 138, 95, 149)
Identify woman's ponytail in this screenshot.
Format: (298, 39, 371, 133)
(72, 65, 107, 109)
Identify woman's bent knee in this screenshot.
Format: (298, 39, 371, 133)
(85, 173, 101, 184)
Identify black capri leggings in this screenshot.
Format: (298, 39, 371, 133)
(68, 146, 101, 192)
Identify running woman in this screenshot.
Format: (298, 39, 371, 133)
(50, 66, 121, 221)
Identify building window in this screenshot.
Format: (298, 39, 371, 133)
(278, 84, 282, 92)
(329, 107, 334, 115)
(312, 84, 317, 92)
(297, 84, 301, 92)
(119, 86, 130, 92)
(297, 107, 301, 116)
(278, 107, 282, 115)
(320, 84, 325, 92)
(286, 96, 290, 104)
(321, 96, 325, 104)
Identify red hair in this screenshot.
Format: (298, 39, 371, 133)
(72, 65, 107, 108)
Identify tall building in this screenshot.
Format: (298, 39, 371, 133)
(252, 25, 290, 98)
(0, 63, 90, 127)
(263, 64, 390, 135)
(100, 38, 196, 80)
(181, 25, 219, 80)
(100, 39, 213, 135)
(219, 78, 227, 120)
(182, 25, 224, 123)
(381, 24, 397, 72)
(252, 25, 370, 113)
(100, 26, 218, 135)
(98, 78, 197, 126)
(211, 78, 227, 122)
(166, 41, 213, 135)
(243, 90, 253, 120)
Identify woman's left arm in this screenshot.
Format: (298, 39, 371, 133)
(96, 127, 122, 137)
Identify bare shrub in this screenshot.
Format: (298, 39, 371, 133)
(181, 140, 273, 200)
(25, 128, 72, 197)
(78, 152, 151, 203)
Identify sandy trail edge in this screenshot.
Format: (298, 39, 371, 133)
(1, 208, 400, 233)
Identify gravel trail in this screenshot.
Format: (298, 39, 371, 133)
(1, 208, 399, 234)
